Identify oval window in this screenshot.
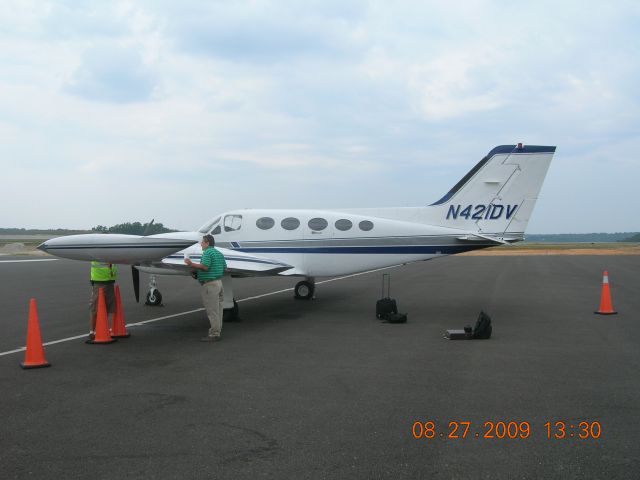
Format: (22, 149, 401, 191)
(335, 219, 352, 231)
(256, 217, 275, 230)
(359, 220, 374, 231)
(281, 217, 300, 230)
(308, 218, 328, 231)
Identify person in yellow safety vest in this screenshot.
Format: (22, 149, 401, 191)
(87, 261, 117, 343)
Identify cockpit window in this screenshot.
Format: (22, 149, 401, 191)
(224, 214, 243, 232)
(198, 216, 221, 234)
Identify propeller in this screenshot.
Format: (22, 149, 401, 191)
(142, 219, 155, 235)
(132, 219, 153, 303)
(132, 265, 140, 303)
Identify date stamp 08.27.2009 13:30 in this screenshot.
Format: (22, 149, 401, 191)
(411, 420, 602, 440)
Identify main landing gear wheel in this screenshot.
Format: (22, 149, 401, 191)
(223, 299, 240, 322)
(294, 281, 315, 300)
(145, 289, 163, 306)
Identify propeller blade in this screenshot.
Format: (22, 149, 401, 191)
(132, 265, 140, 303)
(142, 219, 155, 236)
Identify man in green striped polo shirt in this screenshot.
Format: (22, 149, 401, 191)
(185, 234, 227, 342)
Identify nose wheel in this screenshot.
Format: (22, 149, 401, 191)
(145, 289, 163, 306)
(145, 275, 163, 306)
(294, 280, 315, 300)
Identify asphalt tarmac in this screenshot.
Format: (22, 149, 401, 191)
(1, 254, 639, 479)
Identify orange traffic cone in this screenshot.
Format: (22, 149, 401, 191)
(88, 287, 117, 344)
(111, 284, 130, 338)
(595, 270, 617, 315)
(20, 298, 51, 369)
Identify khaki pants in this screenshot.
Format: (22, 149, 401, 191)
(201, 279, 224, 337)
(89, 283, 116, 331)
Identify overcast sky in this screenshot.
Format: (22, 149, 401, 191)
(1, 1, 638, 233)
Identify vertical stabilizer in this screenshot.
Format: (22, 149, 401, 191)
(425, 144, 555, 240)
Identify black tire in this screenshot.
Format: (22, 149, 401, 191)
(224, 299, 240, 322)
(145, 290, 163, 306)
(294, 281, 314, 300)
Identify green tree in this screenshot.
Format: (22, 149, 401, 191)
(89, 221, 178, 235)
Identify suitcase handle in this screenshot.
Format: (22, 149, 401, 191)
(381, 273, 391, 298)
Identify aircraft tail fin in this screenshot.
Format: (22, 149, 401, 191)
(425, 144, 555, 241)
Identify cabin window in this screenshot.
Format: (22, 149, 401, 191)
(224, 214, 243, 232)
(256, 217, 275, 230)
(281, 217, 300, 230)
(308, 218, 328, 231)
(335, 219, 352, 231)
(359, 220, 374, 231)
(211, 225, 221, 235)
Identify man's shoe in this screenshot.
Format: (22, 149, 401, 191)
(200, 335, 221, 342)
(85, 333, 95, 344)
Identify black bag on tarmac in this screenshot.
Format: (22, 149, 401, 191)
(473, 311, 492, 339)
(384, 312, 408, 323)
(376, 273, 398, 319)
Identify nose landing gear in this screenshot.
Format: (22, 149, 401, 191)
(145, 275, 163, 306)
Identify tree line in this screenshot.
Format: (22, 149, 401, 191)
(91, 221, 177, 235)
(525, 232, 639, 243)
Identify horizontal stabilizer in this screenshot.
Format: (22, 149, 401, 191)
(456, 233, 512, 245)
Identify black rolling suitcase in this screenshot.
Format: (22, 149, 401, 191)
(376, 273, 398, 319)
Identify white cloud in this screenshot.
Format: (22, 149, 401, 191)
(0, 1, 638, 232)
(65, 45, 157, 103)
(407, 48, 505, 120)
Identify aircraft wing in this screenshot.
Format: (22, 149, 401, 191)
(145, 247, 293, 277)
(38, 233, 293, 277)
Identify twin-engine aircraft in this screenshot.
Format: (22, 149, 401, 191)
(39, 144, 556, 319)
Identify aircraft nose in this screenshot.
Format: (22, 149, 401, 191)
(37, 242, 48, 252)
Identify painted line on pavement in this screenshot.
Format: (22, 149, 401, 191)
(0, 259, 59, 263)
(0, 264, 400, 357)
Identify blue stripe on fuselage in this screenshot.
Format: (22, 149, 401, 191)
(234, 245, 486, 254)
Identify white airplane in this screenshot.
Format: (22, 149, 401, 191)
(38, 144, 555, 319)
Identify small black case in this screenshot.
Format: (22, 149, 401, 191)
(384, 312, 407, 323)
